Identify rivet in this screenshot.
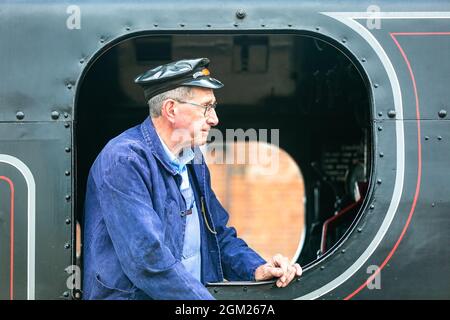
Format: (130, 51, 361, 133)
(65, 147, 71, 152)
(379, 152, 384, 158)
(320, 266, 325, 270)
(431, 203, 435, 207)
(341, 249, 346, 254)
(438, 109, 447, 118)
(63, 112, 69, 118)
(236, 9, 246, 19)
(374, 83, 379, 88)
(377, 179, 382, 184)
(342, 38, 347, 43)
(378, 126, 383, 131)
(425, 136, 429, 140)
(370, 204, 375, 210)
(51, 111, 60, 120)
(437, 136, 442, 141)
(207, 24, 211, 27)
(388, 110, 396, 118)
(357, 227, 363, 233)
(66, 83, 72, 90)
(74, 292, 81, 299)
(261, 24, 266, 27)
(361, 57, 366, 62)
(64, 243, 71, 249)
(65, 195, 71, 201)
(64, 122, 70, 128)
(65, 171, 71, 176)
(213, 288, 219, 293)
(378, 111, 383, 117)
(125, 26, 131, 31)
(153, 23, 158, 27)
(180, 23, 185, 27)
(63, 291, 69, 298)
(79, 58, 85, 64)
(233, 23, 238, 27)
(288, 24, 292, 27)
(16, 111, 25, 120)
(65, 219, 71, 225)
(100, 37, 105, 43)
(315, 27, 320, 31)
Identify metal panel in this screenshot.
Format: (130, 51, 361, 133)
(0, 122, 72, 299)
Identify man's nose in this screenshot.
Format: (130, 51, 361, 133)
(207, 108, 219, 126)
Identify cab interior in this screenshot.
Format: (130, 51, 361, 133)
(76, 33, 371, 272)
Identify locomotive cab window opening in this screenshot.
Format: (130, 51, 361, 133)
(75, 33, 371, 281)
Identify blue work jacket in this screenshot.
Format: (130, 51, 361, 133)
(82, 117, 266, 300)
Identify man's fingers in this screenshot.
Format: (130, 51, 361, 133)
(295, 263, 303, 277)
(265, 266, 284, 279)
(272, 254, 290, 282)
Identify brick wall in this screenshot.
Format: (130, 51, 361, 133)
(206, 142, 305, 262)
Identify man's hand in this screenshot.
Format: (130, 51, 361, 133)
(254, 254, 302, 288)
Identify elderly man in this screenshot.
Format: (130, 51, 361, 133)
(82, 58, 302, 300)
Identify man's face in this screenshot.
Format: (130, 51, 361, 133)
(171, 87, 219, 148)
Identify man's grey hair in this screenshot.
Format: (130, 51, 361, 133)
(147, 86, 193, 118)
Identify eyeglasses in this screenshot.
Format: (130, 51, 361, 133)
(173, 99, 218, 117)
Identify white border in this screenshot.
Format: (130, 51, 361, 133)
(296, 12, 408, 300)
(0, 154, 36, 300)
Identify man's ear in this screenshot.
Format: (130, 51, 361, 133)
(161, 99, 177, 123)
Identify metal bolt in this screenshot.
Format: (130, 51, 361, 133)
(315, 27, 320, 31)
(66, 83, 72, 90)
(63, 291, 70, 298)
(378, 111, 383, 117)
(65, 195, 71, 201)
(438, 136, 442, 141)
(65, 219, 71, 225)
(207, 24, 211, 27)
(261, 24, 266, 27)
(64, 112, 69, 118)
(361, 57, 366, 62)
(233, 23, 238, 27)
(79, 58, 85, 64)
(65, 147, 71, 153)
(378, 126, 383, 131)
(388, 110, 396, 118)
(342, 38, 347, 43)
(370, 204, 375, 210)
(320, 266, 325, 270)
(341, 249, 346, 254)
(125, 26, 131, 31)
(153, 23, 158, 27)
(16, 111, 25, 120)
(379, 152, 384, 158)
(100, 37, 105, 43)
(51, 111, 60, 120)
(64, 122, 70, 128)
(377, 179, 382, 184)
(431, 203, 435, 207)
(288, 24, 292, 27)
(357, 227, 363, 233)
(438, 109, 447, 118)
(65, 171, 71, 176)
(74, 292, 81, 299)
(374, 83, 379, 88)
(236, 9, 246, 19)
(64, 243, 71, 249)
(425, 136, 429, 141)
(180, 23, 185, 27)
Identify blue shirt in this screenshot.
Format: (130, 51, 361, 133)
(157, 135, 202, 282)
